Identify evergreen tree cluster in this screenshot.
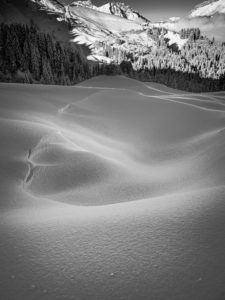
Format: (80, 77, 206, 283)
(180, 40, 225, 79)
(132, 38, 225, 81)
(98, 28, 225, 91)
(0, 22, 224, 92)
(134, 66, 225, 93)
(101, 29, 225, 82)
(0, 23, 99, 84)
(180, 28, 201, 41)
(118, 60, 225, 92)
(147, 27, 167, 41)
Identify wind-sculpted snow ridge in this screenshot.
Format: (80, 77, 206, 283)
(1, 76, 225, 299)
(23, 84, 225, 205)
(1, 75, 223, 206)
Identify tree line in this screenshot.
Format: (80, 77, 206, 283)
(0, 22, 224, 92)
(99, 27, 225, 92)
(0, 22, 100, 84)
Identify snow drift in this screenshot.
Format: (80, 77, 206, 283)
(1, 76, 225, 299)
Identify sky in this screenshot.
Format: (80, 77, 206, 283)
(90, 0, 204, 21)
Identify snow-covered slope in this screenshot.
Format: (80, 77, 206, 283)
(189, 0, 225, 17)
(30, 0, 155, 63)
(68, 5, 142, 33)
(28, 0, 190, 64)
(149, 0, 225, 42)
(67, 5, 154, 63)
(1, 76, 225, 300)
(70, 0, 149, 23)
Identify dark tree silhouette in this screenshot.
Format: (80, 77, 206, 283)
(0, 23, 96, 85)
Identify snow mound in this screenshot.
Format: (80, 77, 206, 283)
(1, 76, 225, 300)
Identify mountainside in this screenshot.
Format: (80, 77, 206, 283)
(69, 1, 149, 23)
(30, 0, 193, 64)
(30, 0, 155, 64)
(189, 0, 225, 18)
(151, 0, 225, 42)
(0, 0, 225, 90)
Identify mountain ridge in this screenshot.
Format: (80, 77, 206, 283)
(189, 0, 225, 18)
(70, 0, 149, 23)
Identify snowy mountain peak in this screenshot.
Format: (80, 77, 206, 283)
(98, 2, 149, 23)
(71, 0, 95, 8)
(70, 0, 149, 23)
(189, 0, 225, 18)
(29, 0, 189, 66)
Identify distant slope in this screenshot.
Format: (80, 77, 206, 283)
(187, 0, 225, 41)
(189, 0, 225, 18)
(151, 0, 225, 42)
(31, 0, 154, 63)
(67, 5, 143, 33)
